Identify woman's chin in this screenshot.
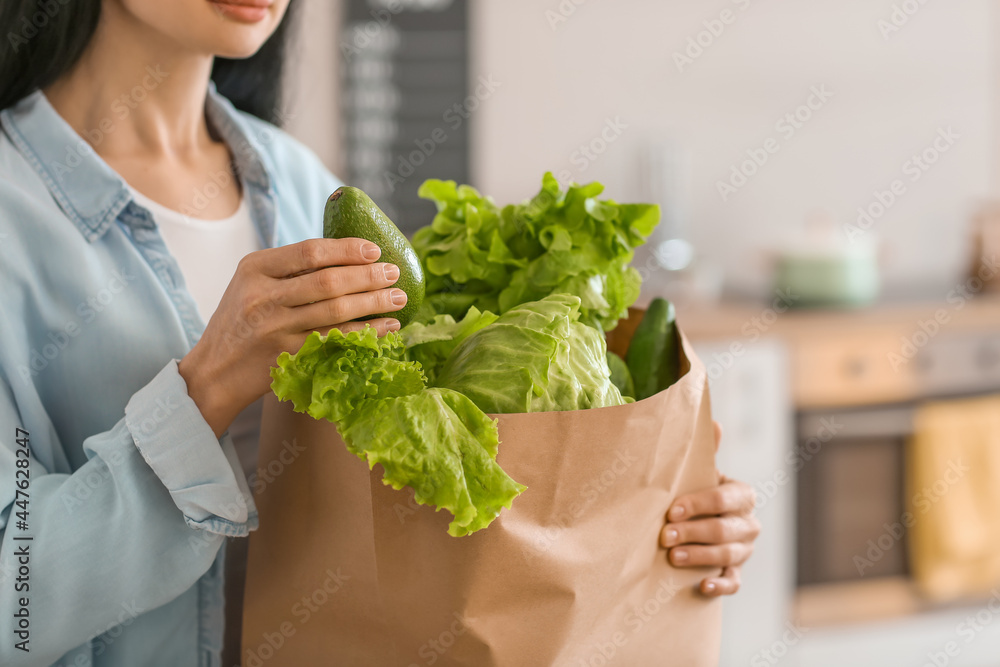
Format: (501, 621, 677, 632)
(213, 44, 268, 60)
(196, 1, 285, 58)
(208, 31, 276, 59)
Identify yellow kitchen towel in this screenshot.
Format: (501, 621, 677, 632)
(908, 394, 1000, 601)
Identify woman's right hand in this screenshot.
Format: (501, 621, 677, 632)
(178, 237, 407, 437)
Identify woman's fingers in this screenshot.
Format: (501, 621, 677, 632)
(277, 262, 399, 307)
(699, 566, 742, 597)
(661, 470, 761, 593)
(660, 514, 761, 548)
(251, 237, 382, 278)
(667, 478, 756, 521)
(668, 541, 754, 569)
(290, 288, 407, 331)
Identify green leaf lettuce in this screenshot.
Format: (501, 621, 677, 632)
(271, 327, 525, 536)
(340, 388, 524, 537)
(413, 173, 659, 331)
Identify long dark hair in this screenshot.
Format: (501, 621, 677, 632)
(0, 0, 300, 125)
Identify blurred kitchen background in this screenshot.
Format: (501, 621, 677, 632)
(280, 1, 1000, 665)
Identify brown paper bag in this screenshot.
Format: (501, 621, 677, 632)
(243, 333, 722, 667)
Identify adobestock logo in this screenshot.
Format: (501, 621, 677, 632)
(405, 612, 469, 667)
(248, 438, 306, 496)
(844, 126, 959, 244)
(6, 0, 72, 53)
(854, 458, 968, 576)
(545, 0, 590, 31)
(17, 267, 136, 383)
(574, 578, 682, 667)
(878, 0, 933, 40)
(49, 66, 170, 178)
(341, 0, 453, 57)
(523, 448, 639, 561)
(716, 86, 834, 202)
(887, 254, 998, 372)
(754, 416, 843, 511)
(545, 117, 630, 192)
(672, 0, 758, 74)
(382, 75, 502, 193)
(750, 622, 809, 666)
(243, 567, 351, 667)
(918, 588, 1000, 667)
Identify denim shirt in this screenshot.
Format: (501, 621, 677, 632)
(0, 84, 340, 666)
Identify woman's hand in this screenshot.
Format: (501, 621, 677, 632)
(659, 422, 760, 597)
(178, 238, 407, 437)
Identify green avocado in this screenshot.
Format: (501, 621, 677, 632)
(324, 186, 425, 327)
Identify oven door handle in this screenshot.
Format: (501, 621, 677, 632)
(799, 405, 916, 440)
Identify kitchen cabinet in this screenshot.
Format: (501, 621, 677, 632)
(679, 295, 1000, 667)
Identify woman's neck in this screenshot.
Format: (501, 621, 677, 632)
(43, 1, 217, 161)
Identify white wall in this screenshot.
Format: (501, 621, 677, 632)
(470, 0, 996, 297)
(284, 0, 344, 176)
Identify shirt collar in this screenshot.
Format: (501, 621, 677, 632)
(0, 81, 272, 243)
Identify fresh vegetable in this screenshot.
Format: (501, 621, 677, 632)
(434, 294, 628, 414)
(401, 306, 498, 383)
(270, 327, 525, 536)
(270, 295, 628, 534)
(270, 325, 424, 423)
(340, 388, 523, 537)
(324, 186, 425, 326)
(412, 173, 660, 331)
(606, 351, 635, 400)
(272, 175, 664, 536)
(625, 298, 681, 401)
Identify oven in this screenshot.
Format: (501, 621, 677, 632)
(792, 326, 1000, 623)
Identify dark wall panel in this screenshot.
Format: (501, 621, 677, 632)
(341, 0, 470, 233)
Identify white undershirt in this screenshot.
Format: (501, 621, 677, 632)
(129, 185, 263, 476)
(129, 186, 260, 323)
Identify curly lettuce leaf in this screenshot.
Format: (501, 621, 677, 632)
(270, 328, 425, 422)
(413, 173, 660, 331)
(412, 181, 510, 291)
(340, 388, 525, 537)
(270, 327, 525, 535)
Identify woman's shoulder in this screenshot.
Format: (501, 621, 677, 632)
(0, 128, 70, 249)
(0, 121, 50, 199)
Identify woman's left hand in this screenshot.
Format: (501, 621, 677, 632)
(659, 422, 761, 597)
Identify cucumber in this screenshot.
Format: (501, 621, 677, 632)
(606, 351, 635, 399)
(625, 298, 681, 400)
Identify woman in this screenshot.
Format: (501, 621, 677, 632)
(0, 0, 761, 665)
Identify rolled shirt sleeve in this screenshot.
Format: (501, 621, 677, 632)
(121, 359, 257, 533)
(0, 358, 254, 666)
